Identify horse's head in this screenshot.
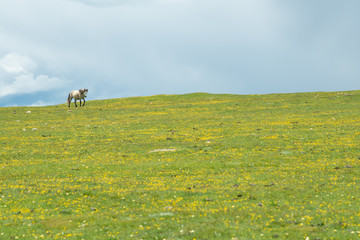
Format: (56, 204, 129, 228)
(79, 88, 88, 98)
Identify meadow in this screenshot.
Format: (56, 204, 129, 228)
(0, 91, 360, 239)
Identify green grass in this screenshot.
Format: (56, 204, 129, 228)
(1, 91, 360, 239)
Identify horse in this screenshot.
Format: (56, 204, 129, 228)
(67, 89, 88, 107)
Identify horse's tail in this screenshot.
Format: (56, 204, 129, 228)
(67, 93, 71, 107)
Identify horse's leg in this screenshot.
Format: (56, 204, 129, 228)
(80, 99, 82, 106)
(83, 98, 86, 106)
(67, 94, 72, 107)
(75, 99, 78, 107)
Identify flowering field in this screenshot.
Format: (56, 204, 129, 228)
(1, 91, 360, 239)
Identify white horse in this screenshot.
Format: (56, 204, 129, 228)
(67, 89, 88, 107)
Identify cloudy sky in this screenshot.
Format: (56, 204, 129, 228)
(0, 0, 359, 106)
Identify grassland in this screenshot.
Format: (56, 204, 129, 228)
(0, 91, 360, 239)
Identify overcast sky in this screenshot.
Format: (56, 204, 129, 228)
(0, 0, 359, 106)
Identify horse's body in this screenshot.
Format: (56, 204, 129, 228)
(67, 89, 88, 107)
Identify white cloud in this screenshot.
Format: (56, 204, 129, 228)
(0, 53, 67, 98)
(0, 73, 66, 97)
(0, 53, 37, 74)
(30, 100, 54, 107)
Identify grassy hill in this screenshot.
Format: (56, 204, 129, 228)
(1, 91, 360, 239)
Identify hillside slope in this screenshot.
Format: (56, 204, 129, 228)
(1, 91, 360, 239)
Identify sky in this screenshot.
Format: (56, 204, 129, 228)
(0, 0, 359, 106)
